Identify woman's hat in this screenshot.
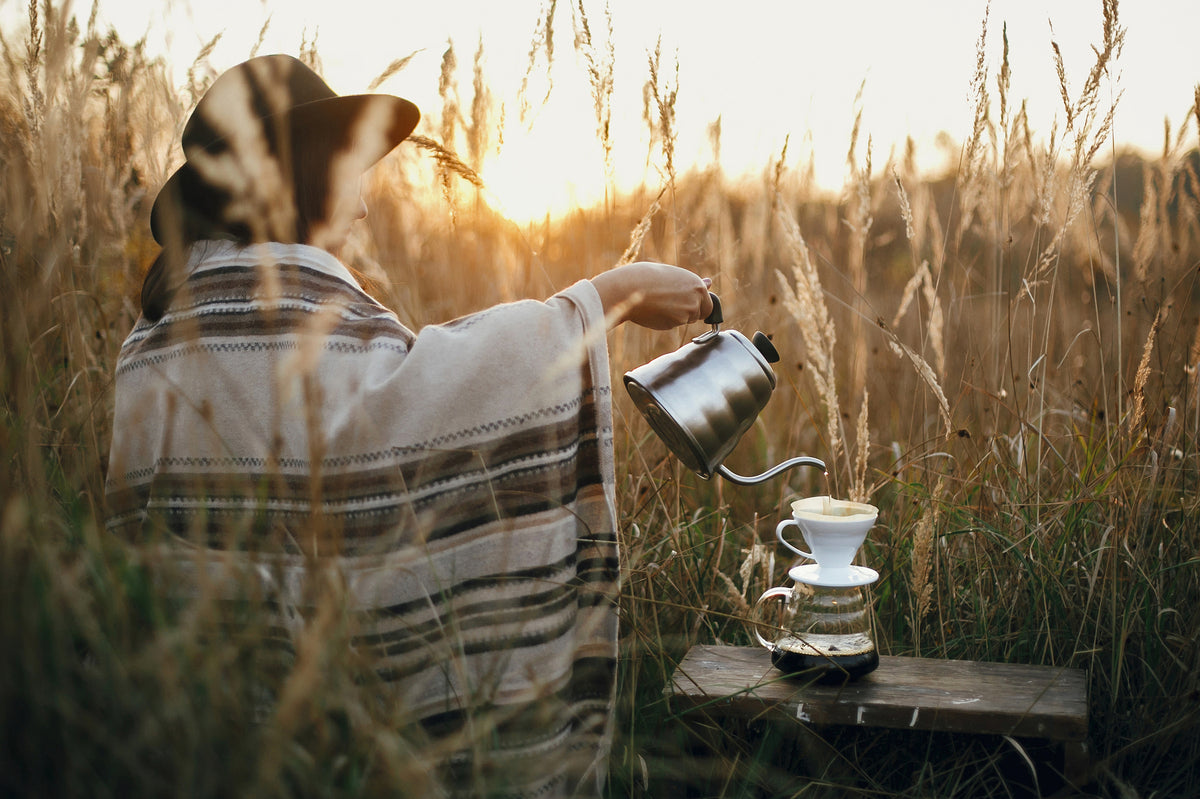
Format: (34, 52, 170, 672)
(150, 54, 420, 245)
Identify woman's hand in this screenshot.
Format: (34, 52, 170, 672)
(591, 262, 714, 330)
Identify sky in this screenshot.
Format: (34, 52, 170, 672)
(5, 0, 1198, 220)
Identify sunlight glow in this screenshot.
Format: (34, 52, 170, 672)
(477, 99, 612, 223)
(4, 0, 1194, 222)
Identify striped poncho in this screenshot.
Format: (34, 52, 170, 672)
(105, 240, 619, 798)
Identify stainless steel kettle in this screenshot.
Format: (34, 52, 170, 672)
(623, 294, 826, 485)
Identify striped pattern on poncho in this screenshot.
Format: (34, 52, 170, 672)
(105, 241, 619, 798)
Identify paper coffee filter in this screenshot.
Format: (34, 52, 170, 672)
(791, 495, 877, 521)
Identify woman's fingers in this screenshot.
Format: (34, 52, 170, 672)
(592, 262, 714, 330)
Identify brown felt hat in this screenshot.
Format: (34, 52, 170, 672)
(150, 54, 420, 245)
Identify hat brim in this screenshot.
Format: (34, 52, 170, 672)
(150, 93, 419, 245)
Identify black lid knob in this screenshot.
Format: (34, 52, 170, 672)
(752, 331, 780, 363)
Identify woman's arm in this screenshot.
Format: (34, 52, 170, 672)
(590, 262, 713, 330)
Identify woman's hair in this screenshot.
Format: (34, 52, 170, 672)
(140, 126, 346, 322)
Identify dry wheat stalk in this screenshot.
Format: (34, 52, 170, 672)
(892, 262, 927, 333)
(922, 269, 946, 381)
(618, 189, 664, 265)
(298, 30, 322, 73)
(1033, 4, 1124, 279)
(893, 166, 916, 243)
(1194, 84, 1200, 133)
(846, 130, 873, 400)
(1132, 163, 1159, 282)
(997, 22, 1011, 150)
(644, 39, 678, 190)
(184, 34, 222, 106)
(466, 39, 494, 171)
(407, 134, 485, 189)
(716, 569, 750, 616)
(926, 190, 946, 273)
(437, 42, 460, 201)
(367, 50, 421, 92)
(771, 135, 790, 197)
(572, 0, 615, 185)
(23, 0, 44, 134)
(845, 81, 863, 176)
(774, 205, 843, 466)
(848, 136, 873, 240)
(910, 475, 946, 627)
(1051, 35, 1071, 130)
(851, 389, 870, 503)
(953, 1, 991, 249)
(737, 541, 772, 601)
(1072, 0, 1125, 142)
(518, 0, 557, 123)
(1129, 306, 1163, 438)
(878, 318, 952, 438)
(891, 260, 946, 381)
(248, 17, 271, 58)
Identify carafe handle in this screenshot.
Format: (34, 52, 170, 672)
(775, 518, 815, 560)
(752, 586, 793, 650)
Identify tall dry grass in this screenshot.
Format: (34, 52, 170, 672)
(3, 0, 1200, 797)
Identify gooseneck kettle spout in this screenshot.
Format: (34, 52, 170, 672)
(716, 456, 827, 486)
(623, 292, 826, 486)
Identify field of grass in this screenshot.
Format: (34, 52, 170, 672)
(3, 1, 1200, 797)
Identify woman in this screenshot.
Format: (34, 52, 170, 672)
(106, 55, 710, 797)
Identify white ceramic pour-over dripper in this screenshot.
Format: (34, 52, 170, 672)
(775, 496, 879, 587)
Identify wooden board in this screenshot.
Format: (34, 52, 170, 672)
(667, 645, 1088, 743)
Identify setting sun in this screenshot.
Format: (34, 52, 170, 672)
(475, 96, 615, 223)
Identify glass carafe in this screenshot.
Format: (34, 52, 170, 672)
(754, 571, 879, 682)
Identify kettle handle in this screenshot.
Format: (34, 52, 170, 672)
(703, 292, 723, 326)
